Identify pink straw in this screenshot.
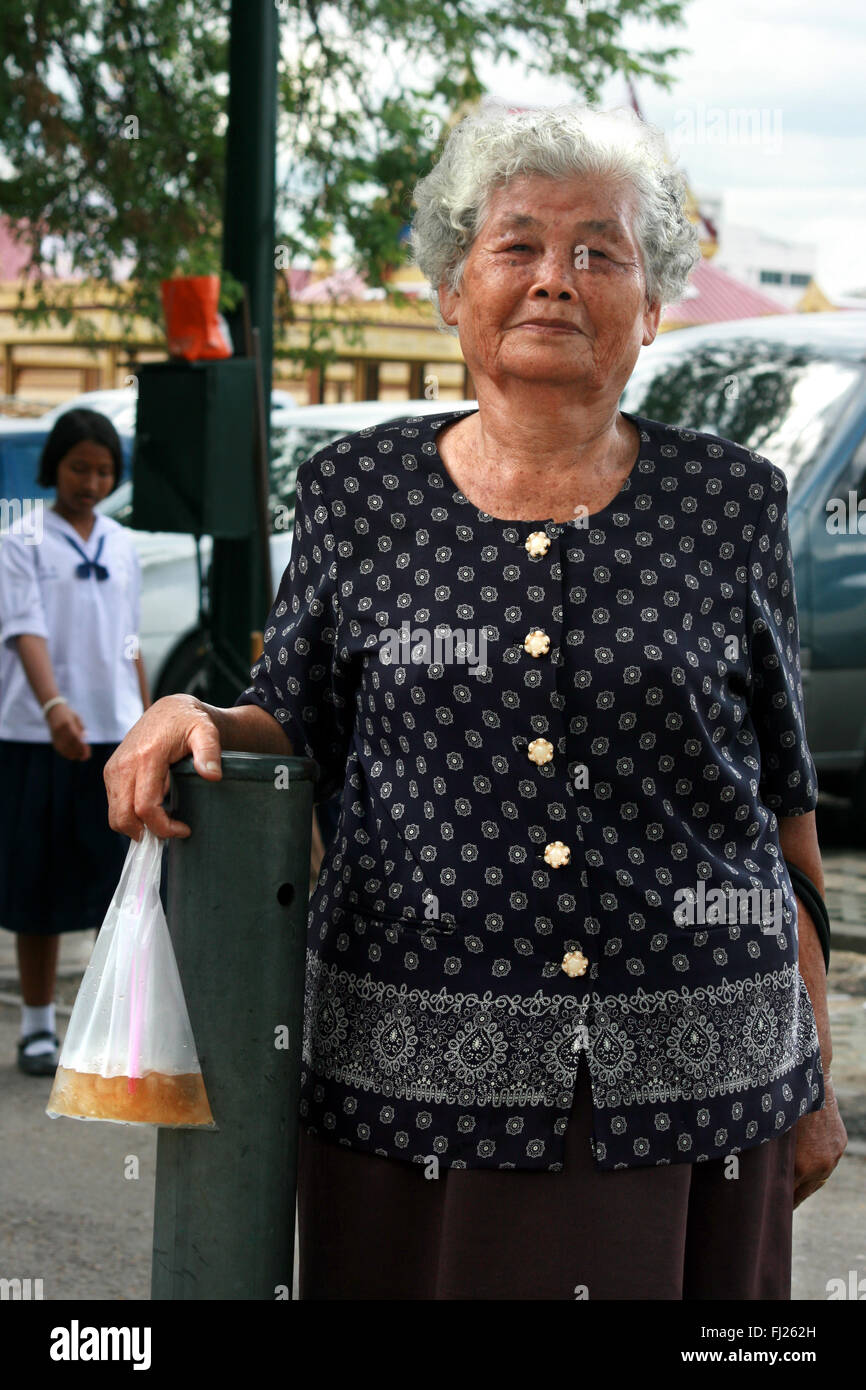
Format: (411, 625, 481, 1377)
(126, 838, 153, 1095)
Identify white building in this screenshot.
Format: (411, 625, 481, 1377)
(708, 210, 818, 311)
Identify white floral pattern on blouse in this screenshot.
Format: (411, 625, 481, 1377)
(235, 409, 824, 1172)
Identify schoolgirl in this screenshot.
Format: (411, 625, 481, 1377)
(0, 408, 149, 1074)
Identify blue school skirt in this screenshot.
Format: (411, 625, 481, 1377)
(0, 740, 130, 935)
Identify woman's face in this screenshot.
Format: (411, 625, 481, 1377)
(55, 441, 117, 517)
(438, 172, 661, 401)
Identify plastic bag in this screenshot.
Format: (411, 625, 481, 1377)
(47, 828, 215, 1128)
(160, 274, 232, 361)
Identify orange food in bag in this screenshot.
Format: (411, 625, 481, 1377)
(48, 1066, 214, 1127)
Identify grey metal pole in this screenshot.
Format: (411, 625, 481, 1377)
(151, 752, 317, 1300)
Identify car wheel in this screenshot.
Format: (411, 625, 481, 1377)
(153, 630, 213, 703)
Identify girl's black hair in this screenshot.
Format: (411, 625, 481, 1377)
(37, 408, 123, 490)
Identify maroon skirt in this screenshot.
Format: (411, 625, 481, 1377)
(297, 1056, 797, 1300)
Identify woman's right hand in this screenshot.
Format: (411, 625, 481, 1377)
(103, 694, 224, 841)
(47, 703, 91, 762)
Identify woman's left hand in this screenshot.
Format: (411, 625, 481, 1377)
(793, 1077, 847, 1206)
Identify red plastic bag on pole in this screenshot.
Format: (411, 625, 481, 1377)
(160, 275, 232, 361)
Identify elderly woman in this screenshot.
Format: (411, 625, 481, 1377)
(105, 105, 846, 1300)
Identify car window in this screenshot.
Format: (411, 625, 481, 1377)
(620, 341, 865, 492)
(100, 425, 348, 533)
(101, 482, 134, 526)
(0, 434, 55, 508)
(268, 424, 351, 531)
(0, 430, 132, 512)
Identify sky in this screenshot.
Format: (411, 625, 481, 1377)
(480, 0, 866, 297)
(6, 2, 863, 297)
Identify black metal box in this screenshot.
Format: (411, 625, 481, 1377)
(131, 358, 257, 536)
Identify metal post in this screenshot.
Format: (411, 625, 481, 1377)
(151, 752, 316, 1301)
(209, 0, 279, 705)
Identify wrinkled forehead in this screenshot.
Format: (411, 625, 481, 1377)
(479, 173, 640, 242)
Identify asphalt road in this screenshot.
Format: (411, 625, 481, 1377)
(2, 796, 865, 1302)
(1, 959, 864, 1302)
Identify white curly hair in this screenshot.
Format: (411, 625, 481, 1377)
(410, 104, 701, 325)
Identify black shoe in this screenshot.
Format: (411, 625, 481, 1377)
(17, 1030, 60, 1076)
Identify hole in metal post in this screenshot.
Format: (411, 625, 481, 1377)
(277, 882, 295, 907)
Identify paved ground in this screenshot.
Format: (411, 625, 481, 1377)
(1, 800, 865, 1302)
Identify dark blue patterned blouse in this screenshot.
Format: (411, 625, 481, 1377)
(234, 407, 825, 1172)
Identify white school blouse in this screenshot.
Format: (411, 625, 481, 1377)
(0, 508, 144, 743)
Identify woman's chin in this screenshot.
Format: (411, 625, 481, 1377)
(495, 362, 599, 391)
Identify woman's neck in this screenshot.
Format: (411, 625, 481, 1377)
(436, 394, 639, 523)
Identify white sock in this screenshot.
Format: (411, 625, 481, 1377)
(20, 1003, 57, 1055)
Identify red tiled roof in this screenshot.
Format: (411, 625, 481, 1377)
(284, 267, 312, 295)
(0, 218, 38, 280)
(294, 267, 368, 303)
(663, 258, 789, 326)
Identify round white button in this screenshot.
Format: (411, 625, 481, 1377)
(528, 738, 554, 766)
(524, 630, 550, 658)
(562, 950, 589, 978)
(525, 531, 550, 558)
(544, 841, 571, 868)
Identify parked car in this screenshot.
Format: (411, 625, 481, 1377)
(0, 385, 311, 705)
(39, 387, 139, 433)
(123, 313, 866, 825)
(0, 386, 297, 515)
(619, 311, 866, 824)
(0, 413, 133, 512)
(98, 397, 479, 700)
(9, 312, 866, 826)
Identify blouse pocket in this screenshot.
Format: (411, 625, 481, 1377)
(337, 905, 459, 943)
(665, 905, 799, 979)
(321, 906, 465, 978)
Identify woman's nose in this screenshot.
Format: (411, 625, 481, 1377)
(528, 249, 583, 301)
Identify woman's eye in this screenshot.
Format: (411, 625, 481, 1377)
(506, 243, 531, 252)
(588, 249, 607, 258)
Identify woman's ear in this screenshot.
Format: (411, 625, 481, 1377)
(642, 296, 662, 348)
(438, 279, 460, 327)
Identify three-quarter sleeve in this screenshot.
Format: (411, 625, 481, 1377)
(744, 465, 817, 816)
(233, 455, 352, 802)
(0, 533, 49, 646)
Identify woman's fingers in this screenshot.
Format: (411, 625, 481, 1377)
(55, 730, 87, 761)
(133, 753, 191, 840)
(104, 695, 224, 840)
(69, 710, 89, 757)
(792, 1091, 847, 1206)
(187, 717, 224, 780)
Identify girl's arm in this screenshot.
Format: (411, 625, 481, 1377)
(14, 632, 62, 710)
(134, 652, 152, 710)
(13, 633, 90, 759)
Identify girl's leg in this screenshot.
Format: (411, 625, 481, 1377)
(16, 933, 60, 1067)
(17, 932, 60, 1005)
